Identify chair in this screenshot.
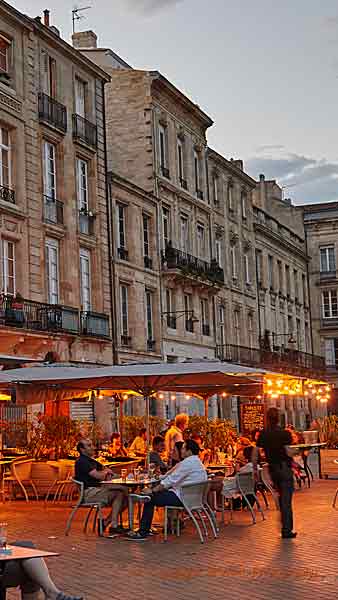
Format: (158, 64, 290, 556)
(260, 464, 279, 509)
(2, 459, 38, 502)
(164, 480, 216, 543)
(236, 472, 265, 525)
(332, 487, 338, 508)
(128, 493, 152, 531)
(65, 479, 105, 536)
(45, 462, 75, 503)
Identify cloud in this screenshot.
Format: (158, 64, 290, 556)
(122, 0, 184, 15)
(246, 147, 338, 204)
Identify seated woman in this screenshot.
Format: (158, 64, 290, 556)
(1, 542, 82, 600)
(108, 433, 128, 458)
(191, 434, 211, 464)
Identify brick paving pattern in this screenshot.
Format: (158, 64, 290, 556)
(2, 479, 338, 600)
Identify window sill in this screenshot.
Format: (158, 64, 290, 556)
(0, 80, 16, 96)
(0, 200, 25, 219)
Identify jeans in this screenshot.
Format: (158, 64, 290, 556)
(269, 462, 294, 534)
(139, 490, 183, 534)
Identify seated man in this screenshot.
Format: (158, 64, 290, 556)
(149, 435, 167, 474)
(129, 428, 147, 457)
(1, 541, 82, 600)
(108, 432, 128, 458)
(127, 439, 207, 541)
(75, 439, 127, 535)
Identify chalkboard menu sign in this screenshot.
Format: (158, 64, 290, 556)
(240, 403, 265, 436)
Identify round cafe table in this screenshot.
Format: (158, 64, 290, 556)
(101, 477, 157, 531)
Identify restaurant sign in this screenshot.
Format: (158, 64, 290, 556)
(240, 403, 265, 436)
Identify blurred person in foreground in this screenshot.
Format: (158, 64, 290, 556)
(165, 413, 189, 466)
(253, 407, 297, 539)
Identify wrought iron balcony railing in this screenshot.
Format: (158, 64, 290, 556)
(144, 255, 153, 270)
(118, 247, 129, 261)
(0, 184, 15, 204)
(180, 177, 188, 190)
(43, 195, 64, 225)
(73, 114, 97, 148)
(196, 189, 204, 200)
(147, 339, 156, 351)
(162, 245, 224, 285)
(185, 319, 194, 333)
(79, 210, 95, 236)
(38, 92, 67, 133)
(81, 311, 110, 338)
(160, 165, 170, 179)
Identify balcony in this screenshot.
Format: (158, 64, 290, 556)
(162, 245, 224, 287)
(144, 255, 153, 270)
(147, 339, 156, 352)
(160, 165, 170, 179)
(81, 311, 110, 338)
(118, 247, 129, 261)
(43, 195, 63, 226)
(185, 319, 194, 333)
(0, 184, 15, 205)
(38, 93, 67, 133)
(216, 343, 326, 377)
(121, 334, 132, 347)
(167, 316, 177, 329)
(79, 210, 95, 236)
(202, 324, 210, 336)
(196, 189, 204, 200)
(180, 177, 188, 190)
(73, 114, 97, 148)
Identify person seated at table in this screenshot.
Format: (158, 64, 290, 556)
(1, 541, 83, 600)
(149, 435, 167, 474)
(127, 439, 207, 541)
(108, 433, 128, 458)
(129, 428, 147, 457)
(233, 446, 256, 510)
(191, 434, 211, 464)
(165, 413, 189, 466)
(235, 437, 253, 467)
(75, 439, 128, 535)
(171, 441, 184, 466)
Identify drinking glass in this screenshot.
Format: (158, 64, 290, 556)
(0, 523, 7, 551)
(121, 469, 127, 482)
(133, 468, 139, 482)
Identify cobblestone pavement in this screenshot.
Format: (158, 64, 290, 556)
(2, 479, 338, 600)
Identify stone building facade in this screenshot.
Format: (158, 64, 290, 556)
(0, 5, 112, 371)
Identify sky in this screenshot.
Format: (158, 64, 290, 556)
(11, 0, 338, 204)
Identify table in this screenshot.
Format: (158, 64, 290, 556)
(207, 464, 234, 476)
(101, 478, 157, 530)
(289, 442, 327, 481)
(0, 545, 58, 562)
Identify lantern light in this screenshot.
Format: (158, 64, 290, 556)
(170, 395, 176, 401)
(123, 394, 128, 400)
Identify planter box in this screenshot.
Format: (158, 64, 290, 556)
(320, 449, 338, 479)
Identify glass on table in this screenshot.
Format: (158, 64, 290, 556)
(0, 522, 7, 551)
(133, 467, 140, 482)
(121, 469, 127, 482)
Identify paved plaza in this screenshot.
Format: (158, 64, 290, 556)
(3, 479, 338, 600)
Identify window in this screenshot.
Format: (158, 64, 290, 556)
(162, 207, 170, 248)
(145, 289, 153, 341)
(159, 124, 168, 174)
(117, 204, 126, 250)
(302, 273, 307, 305)
(45, 238, 59, 304)
(285, 265, 291, 296)
(244, 253, 251, 284)
(325, 338, 338, 368)
(184, 293, 193, 332)
(79, 249, 91, 312)
(0, 35, 11, 74)
(41, 50, 56, 98)
(43, 141, 56, 199)
(75, 77, 86, 117)
(215, 238, 222, 267)
(268, 255, 273, 289)
(231, 246, 237, 279)
(0, 127, 11, 189)
(120, 284, 129, 337)
(294, 269, 299, 300)
(213, 175, 219, 206)
(166, 288, 176, 328)
(296, 318, 301, 350)
(305, 322, 310, 353)
(248, 313, 254, 348)
(143, 214, 150, 258)
(219, 305, 225, 346)
(288, 315, 293, 338)
(76, 158, 88, 211)
(228, 181, 234, 211)
(177, 137, 184, 184)
(320, 246, 336, 273)
(194, 149, 200, 193)
(241, 190, 247, 219)
(200, 298, 210, 335)
(180, 215, 189, 252)
(277, 261, 283, 292)
(2, 239, 15, 295)
(196, 223, 205, 258)
(256, 250, 263, 285)
(322, 290, 338, 318)
(234, 310, 240, 345)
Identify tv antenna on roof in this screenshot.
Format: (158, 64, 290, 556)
(72, 5, 91, 34)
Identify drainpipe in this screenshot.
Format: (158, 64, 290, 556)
(304, 222, 314, 420)
(101, 80, 118, 365)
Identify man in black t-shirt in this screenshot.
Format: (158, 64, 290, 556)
(75, 440, 128, 535)
(253, 407, 296, 539)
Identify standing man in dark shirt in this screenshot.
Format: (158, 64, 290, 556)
(75, 440, 128, 534)
(253, 407, 296, 539)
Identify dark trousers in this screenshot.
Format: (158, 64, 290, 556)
(269, 462, 294, 534)
(139, 490, 183, 534)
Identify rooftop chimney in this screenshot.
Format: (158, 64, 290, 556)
(72, 30, 98, 49)
(259, 173, 265, 181)
(43, 9, 50, 27)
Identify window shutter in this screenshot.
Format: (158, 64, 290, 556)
(41, 50, 49, 94)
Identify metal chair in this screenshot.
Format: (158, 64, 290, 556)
(45, 462, 75, 503)
(260, 464, 279, 509)
(65, 479, 105, 536)
(128, 493, 152, 530)
(2, 459, 38, 502)
(164, 480, 215, 543)
(237, 472, 265, 525)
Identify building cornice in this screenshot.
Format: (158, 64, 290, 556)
(254, 223, 309, 262)
(207, 147, 256, 188)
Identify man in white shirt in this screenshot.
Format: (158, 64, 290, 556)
(127, 439, 207, 541)
(164, 413, 189, 465)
